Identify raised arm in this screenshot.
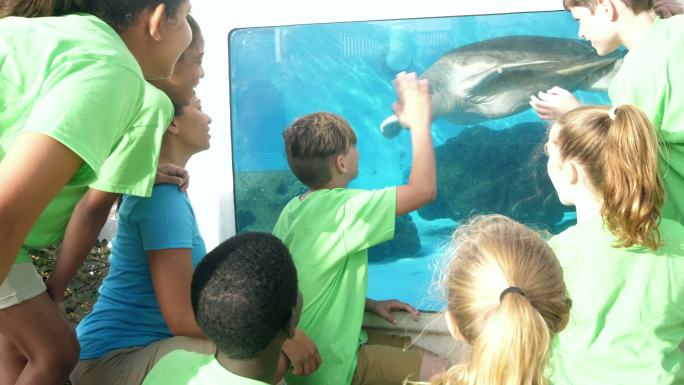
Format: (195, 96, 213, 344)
(147, 248, 205, 339)
(0, 133, 82, 282)
(46, 188, 119, 303)
(394, 72, 437, 216)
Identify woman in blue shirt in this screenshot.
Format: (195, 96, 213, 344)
(73, 98, 213, 385)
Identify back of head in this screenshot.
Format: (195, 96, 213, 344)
(191, 232, 298, 359)
(562, 0, 654, 13)
(441, 215, 571, 385)
(283, 112, 357, 188)
(554, 105, 663, 249)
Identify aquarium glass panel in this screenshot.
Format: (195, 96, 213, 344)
(229, 11, 613, 310)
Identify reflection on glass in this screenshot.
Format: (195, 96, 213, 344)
(229, 11, 614, 310)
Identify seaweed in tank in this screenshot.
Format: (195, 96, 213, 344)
(418, 122, 568, 230)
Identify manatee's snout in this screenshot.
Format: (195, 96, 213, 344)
(380, 115, 405, 138)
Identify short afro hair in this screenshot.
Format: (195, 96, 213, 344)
(191, 232, 298, 359)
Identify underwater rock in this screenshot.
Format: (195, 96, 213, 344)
(381, 35, 623, 137)
(418, 122, 566, 230)
(235, 171, 307, 233)
(235, 170, 422, 262)
(369, 215, 421, 263)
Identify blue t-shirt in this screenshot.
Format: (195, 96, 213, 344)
(77, 184, 206, 360)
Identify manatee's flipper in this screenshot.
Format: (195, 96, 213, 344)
(380, 115, 404, 138)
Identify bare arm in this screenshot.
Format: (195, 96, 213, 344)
(147, 248, 205, 339)
(394, 72, 437, 216)
(0, 133, 83, 282)
(46, 189, 120, 302)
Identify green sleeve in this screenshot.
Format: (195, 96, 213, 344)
(342, 187, 397, 254)
(23, 59, 144, 176)
(90, 85, 173, 196)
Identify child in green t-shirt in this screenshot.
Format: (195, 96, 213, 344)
(272, 72, 445, 385)
(142, 232, 301, 385)
(545, 105, 684, 384)
(432, 214, 571, 385)
(530, 0, 684, 223)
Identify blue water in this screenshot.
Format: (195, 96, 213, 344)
(229, 11, 610, 310)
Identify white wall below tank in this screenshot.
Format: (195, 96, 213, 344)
(160, 1, 570, 250)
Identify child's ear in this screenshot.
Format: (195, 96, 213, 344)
(285, 292, 302, 339)
(597, 0, 618, 21)
(167, 119, 180, 135)
(286, 310, 297, 339)
(334, 154, 346, 174)
(564, 160, 579, 186)
(444, 311, 464, 341)
(147, 3, 167, 42)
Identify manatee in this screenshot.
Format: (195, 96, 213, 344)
(381, 35, 623, 137)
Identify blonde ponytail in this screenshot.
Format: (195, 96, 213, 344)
(436, 215, 570, 385)
(554, 105, 663, 250)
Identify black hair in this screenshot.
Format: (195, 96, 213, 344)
(84, 0, 187, 32)
(186, 14, 203, 48)
(191, 232, 299, 359)
(172, 102, 184, 117)
(0, 0, 187, 31)
(0, 0, 83, 17)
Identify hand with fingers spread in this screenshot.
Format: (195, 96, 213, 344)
(366, 298, 421, 325)
(529, 86, 581, 121)
(655, 0, 683, 18)
(282, 328, 322, 376)
(156, 163, 190, 192)
(392, 71, 432, 131)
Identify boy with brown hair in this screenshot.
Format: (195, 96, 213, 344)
(273, 72, 443, 385)
(530, 0, 684, 224)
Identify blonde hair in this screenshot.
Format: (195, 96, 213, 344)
(283, 112, 357, 189)
(553, 105, 663, 250)
(436, 215, 571, 385)
(562, 0, 654, 13)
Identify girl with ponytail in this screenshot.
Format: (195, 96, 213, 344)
(432, 214, 571, 385)
(545, 105, 684, 385)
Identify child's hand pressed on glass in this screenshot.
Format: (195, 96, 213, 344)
(366, 298, 421, 325)
(529, 86, 580, 121)
(392, 71, 432, 130)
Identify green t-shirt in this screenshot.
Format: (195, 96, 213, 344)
(273, 188, 396, 385)
(142, 350, 269, 385)
(23, 83, 171, 259)
(609, 15, 684, 224)
(0, 15, 169, 264)
(548, 218, 684, 385)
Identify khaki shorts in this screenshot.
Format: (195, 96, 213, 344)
(352, 332, 423, 385)
(0, 262, 46, 309)
(70, 336, 216, 385)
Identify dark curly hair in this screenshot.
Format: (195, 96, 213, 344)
(191, 232, 298, 359)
